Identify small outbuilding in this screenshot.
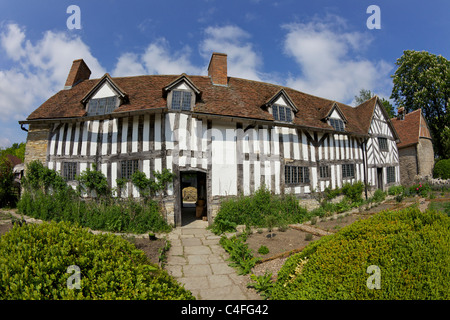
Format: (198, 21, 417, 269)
(391, 108, 434, 186)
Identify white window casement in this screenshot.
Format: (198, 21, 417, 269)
(329, 118, 345, 132)
(120, 160, 139, 180)
(265, 89, 297, 123)
(378, 137, 389, 152)
(81, 74, 127, 117)
(285, 165, 310, 184)
(171, 90, 193, 111)
(342, 163, 355, 179)
(272, 104, 293, 122)
(387, 166, 396, 183)
(87, 96, 118, 116)
(164, 76, 201, 112)
(319, 165, 330, 179)
(62, 162, 77, 181)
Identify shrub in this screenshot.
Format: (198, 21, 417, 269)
(409, 183, 431, 198)
(0, 221, 194, 300)
(388, 185, 405, 196)
(372, 189, 386, 203)
(17, 161, 172, 234)
(211, 185, 310, 234)
(258, 245, 270, 255)
(220, 235, 260, 275)
(272, 208, 450, 300)
(341, 181, 364, 203)
(18, 191, 171, 234)
(433, 159, 450, 179)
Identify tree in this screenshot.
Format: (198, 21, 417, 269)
(354, 88, 395, 118)
(0, 142, 26, 162)
(390, 50, 450, 158)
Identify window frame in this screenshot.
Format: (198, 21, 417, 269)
(87, 96, 118, 116)
(387, 166, 396, 183)
(272, 105, 293, 123)
(285, 165, 310, 185)
(329, 118, 345, 132)
(170, 89, 193, 111)
(120, 160, 139, 180)
(378, 137, 389, 152)
(319, 165, 330, 179)
(62, 162, 77, 181)
(342, 163, 355, 179)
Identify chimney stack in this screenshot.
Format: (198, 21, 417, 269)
(208, 52, 228, 86)
(397, 107, 405, 120)
(64, 59, 91, 89)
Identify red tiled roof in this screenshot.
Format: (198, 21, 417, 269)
(391, 108, 431, 148)
(26, 74, 382, 136)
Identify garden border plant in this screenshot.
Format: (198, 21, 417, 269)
(17, 160, 173, 234)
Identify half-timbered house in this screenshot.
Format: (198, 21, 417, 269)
(20, 53, 400, 226)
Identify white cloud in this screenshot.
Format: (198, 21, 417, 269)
(282, 16, 392, 104)
(112, 38, 202, 77)
(200, 25, 264, 81)
(0, 23, 105, 122)
(112, 25, 266, 82)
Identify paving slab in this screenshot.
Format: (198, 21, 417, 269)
(165, 222, 261, 300)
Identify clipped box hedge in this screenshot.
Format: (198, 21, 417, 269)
(272, 208, 450, 300)
(0, 221, 194, 300)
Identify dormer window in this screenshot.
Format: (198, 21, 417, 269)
(272, 105, 292, 122)
(87, 96, 118, 116)
(329, 118, 345, 132)
(171, 90, 193, 111)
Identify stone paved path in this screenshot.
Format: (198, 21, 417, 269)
(165, 219, 261, 300)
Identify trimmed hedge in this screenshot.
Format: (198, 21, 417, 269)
(272, 208, 450, 300)
(433, 159, 450, 179)
(0, 221, 194, 300)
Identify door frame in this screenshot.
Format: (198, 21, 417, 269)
(176, 167, 208, 227)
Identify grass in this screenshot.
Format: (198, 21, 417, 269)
(428, 200, 450, 216)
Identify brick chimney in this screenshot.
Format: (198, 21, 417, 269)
(64, 59, 91, 89)
(208, 52, 228, 86)
(397, 107, 405, 120)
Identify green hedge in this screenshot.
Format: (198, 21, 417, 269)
(433, 159, 450, 179)
(0, 221, 194, 300)
(211, 185, 312, 234)
(272, 208, 450, 299)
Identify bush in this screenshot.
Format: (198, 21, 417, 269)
(0, 221, 194, 300)
(272, 208, 450, 300)
(409, 183, 431, 198)
(258, 245, 270, 255)
(388, 185, 405, 196)
(341, 181, 364, 203)
(211, 185, 310, 234)
(372, 189, 386, 203)
(18, 191, 171, 234)
(17, 160, 172, 234)
(433, 159, 450, 179)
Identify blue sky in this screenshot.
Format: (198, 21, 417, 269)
(0, 0, 449, 147)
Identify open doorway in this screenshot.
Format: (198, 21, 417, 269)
(377, 168, 383, 190)
(180, 171, 207, 226)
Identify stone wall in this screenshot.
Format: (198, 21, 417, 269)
(24, 124, 51, 167)
(414, 175, 450, 189)
(398, 145, 418, 186)
(416, 138, 434, 177)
